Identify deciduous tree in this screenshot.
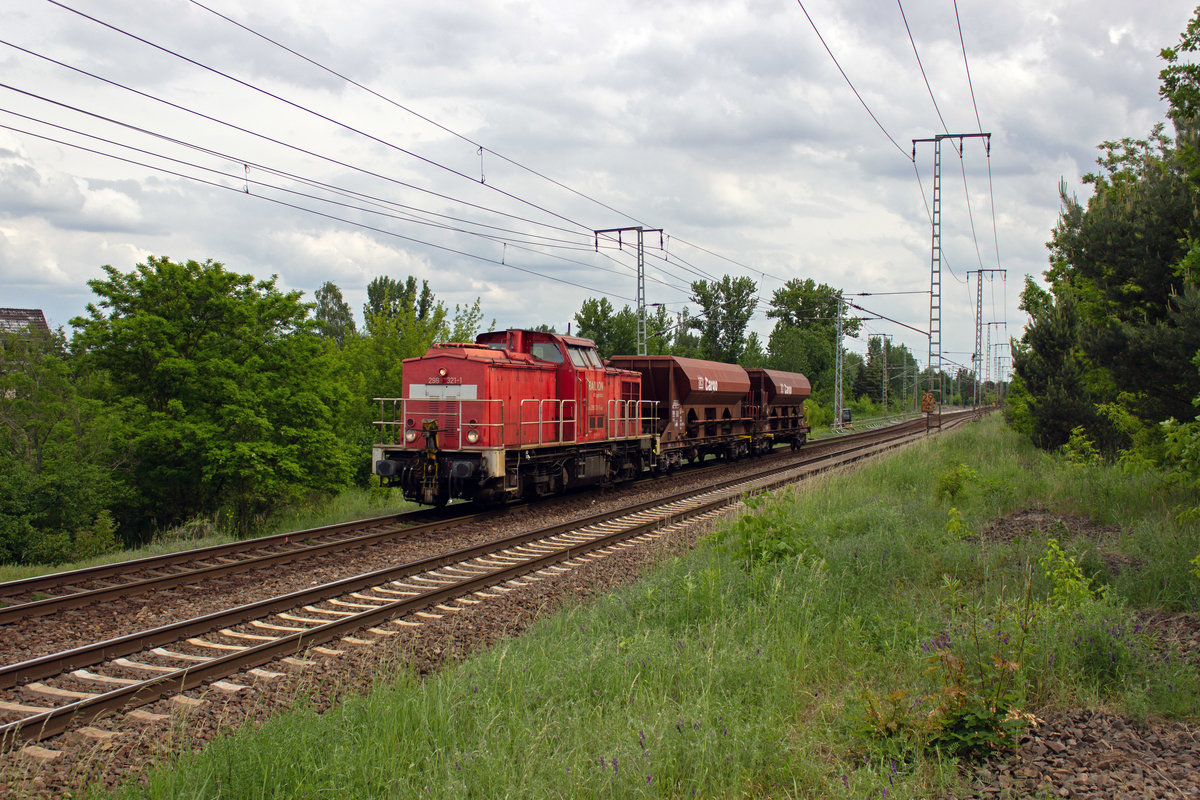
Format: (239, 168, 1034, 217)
(71, 257, 355, 534)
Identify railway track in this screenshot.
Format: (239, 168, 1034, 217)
(0, 413, 952, 625)
(0, 505, 487, 624)
(0, 411, 973, 748)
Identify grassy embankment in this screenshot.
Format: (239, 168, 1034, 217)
(0, 489, 419, 585)
(96, 415, 1198, 798)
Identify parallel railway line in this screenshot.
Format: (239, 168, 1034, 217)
(0, 508, 488, 624)
(0, 411, 973, 748)
(0, 414, 943, 625)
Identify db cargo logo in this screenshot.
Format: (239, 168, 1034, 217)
(780, 384, 792, 395)
(696, 376, 719, 391)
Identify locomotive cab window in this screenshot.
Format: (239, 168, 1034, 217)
(567, 345, 603, 368)
(530, 342, 564, 363)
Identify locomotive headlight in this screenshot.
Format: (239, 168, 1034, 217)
(438, 367, 448, 377)
(404, 429, 419, 443)
(465, 429, 480, 444)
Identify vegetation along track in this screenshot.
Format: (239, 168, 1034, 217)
(0, 411, 973, 749)
(0, 411, 960, 625)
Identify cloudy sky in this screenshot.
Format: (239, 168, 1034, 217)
(1, 0, 1194, 379)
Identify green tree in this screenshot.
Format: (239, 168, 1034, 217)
(688, 275, 758, 363)
(364, 275, 436, 335)
(314, 281, 356, 347)
(765, 279, 858, 398)
(0, 330, 127, 563)
(1013, 9, 1200, 453)
(573, 298, 638, 358)
(71, 257, 355, 534)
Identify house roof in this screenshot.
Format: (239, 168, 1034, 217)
(0, 308, 51, 335)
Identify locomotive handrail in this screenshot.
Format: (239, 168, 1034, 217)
(374, 398, 504, 450)
(519, 398, 576, 444)
(377, 396, 660, 450)
(606, 399, 658, 439)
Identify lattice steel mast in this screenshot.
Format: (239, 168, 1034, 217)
(913, 132, 991, 430)
(594, 226, 663, 355)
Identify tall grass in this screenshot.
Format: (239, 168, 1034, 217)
(80, 415, 1199, 799)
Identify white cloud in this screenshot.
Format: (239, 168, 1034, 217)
(0, 0, 1192, 365)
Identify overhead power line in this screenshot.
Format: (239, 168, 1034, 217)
(0, 116, 645, 304)
(897, 0, 952, 138)
(795, 0, 910, 160)
(26, 3, 776, 303)
(185, 0, 652, 234)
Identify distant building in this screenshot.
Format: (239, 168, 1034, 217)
(0, 308, 51, 337)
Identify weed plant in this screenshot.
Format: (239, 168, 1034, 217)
(87, 415, 1198, 800)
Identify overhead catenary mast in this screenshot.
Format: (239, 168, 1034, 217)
(913, 132, 991, 431)
(594, 226, 663, 355)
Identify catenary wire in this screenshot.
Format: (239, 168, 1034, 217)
(795, 0, 911, 160)
(0, 43, 597, 245)
(0, 118, 643, 304)
(44, 0, 615, 241)
(186, 0, 653, 233)
(2, 35, 721, 298)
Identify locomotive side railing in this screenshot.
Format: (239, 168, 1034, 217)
(606, 399, 659, 439)
(376, 397, 658, 449)
(518, 398, 577, 444)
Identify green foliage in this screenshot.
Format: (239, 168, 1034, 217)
(945, 507, 967, 539)
(855, 580, 1034, 761)
(1160, 8, 1200, 119)
(1014, 13, 1200, 454)
(706, 493, 812, 564)
(72, 510, 119, 560)
(572, 297, 637, 358)
(1060, 425, 1100, 465)
(936, 463, 977, 502)
(313, 281, 356, 346)
(71, 256, 356, 535)
(925, 645, 1029, 759)
(0, 329, 127, 563)
(688, 274, 758, 363)
(1038, 538, 1107, 610)
(363, 275, 437, 332)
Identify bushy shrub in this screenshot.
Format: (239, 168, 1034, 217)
(707, 494, 813, 564)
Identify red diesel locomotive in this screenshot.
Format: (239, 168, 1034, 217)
(373, 329, 811, 506)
